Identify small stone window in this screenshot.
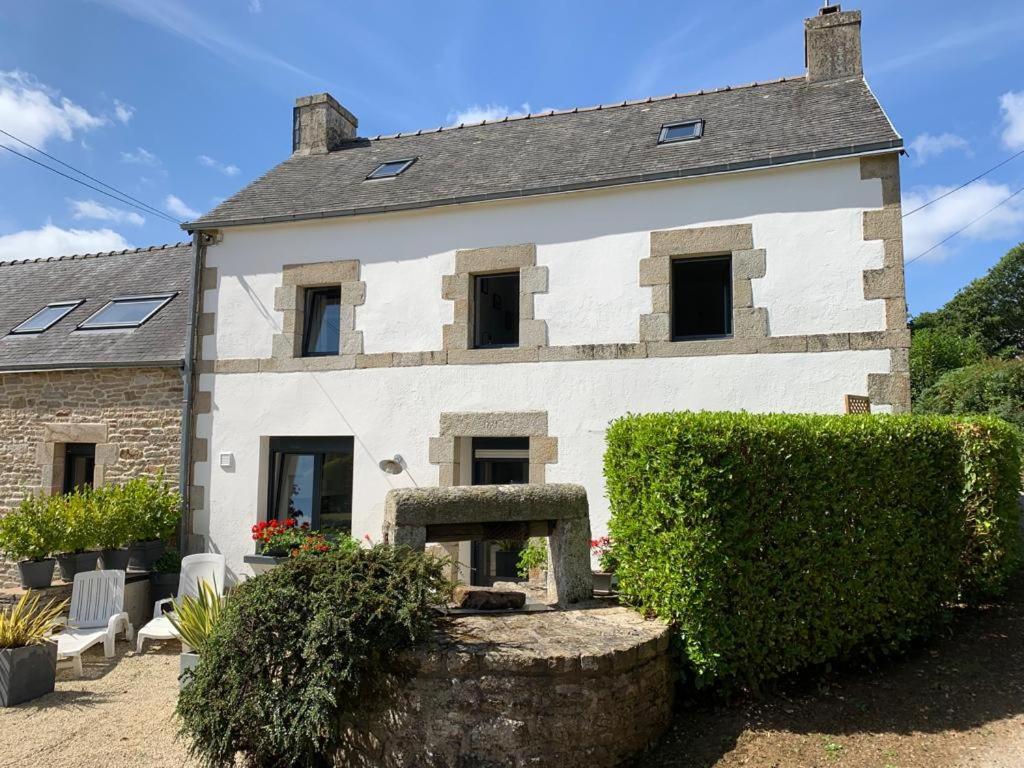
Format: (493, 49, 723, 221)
(473, 272, 520, 349)
(302, 287, 341, 357)
(63, 443, 96, 494)
(671, 256, 732, 339)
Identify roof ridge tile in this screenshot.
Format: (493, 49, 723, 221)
(0, 241, 190, 268)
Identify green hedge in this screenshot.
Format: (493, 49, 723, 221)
(605, 412, 1021, 690)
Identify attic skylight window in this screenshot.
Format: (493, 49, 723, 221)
(366, 158, 416, 180)
(658, 120, 704, 144)
(10, 300, 83, 334)
(77, 293, 176, 330)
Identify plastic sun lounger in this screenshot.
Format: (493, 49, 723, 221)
(55, 570, 133, 677)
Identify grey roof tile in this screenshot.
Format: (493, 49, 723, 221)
(188, 76, 901, 229)
(0, 243, 192, 372)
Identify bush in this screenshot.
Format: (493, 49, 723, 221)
(56, 489, 100, 554)
(0, 493, 62, 561)
(117, 474, 182, 542)
(605, 412, 1022, 691)
(909, 326, 985, 399)
(916, 359, 1024, 433)
(177, 545, 452, 768)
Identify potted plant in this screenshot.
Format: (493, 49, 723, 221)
(516, 539, 548, 585)
(244, 518, 310, 573)
(95, 485, 132, 571)
(167, 580, 224, 688)
(0, 592, 67, 706)
(590, 536, 617, 593)
(0, 494, 59, 589)
(150, 548, 182, 602)
(124, 475, 182, 571)
(54, 490, 100, 582)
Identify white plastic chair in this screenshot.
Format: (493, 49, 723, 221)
(56, 570, 133, 676)
(136, 553, 226, 653)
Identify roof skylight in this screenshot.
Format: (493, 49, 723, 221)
(10, 300, 83, 334)
(658, 120, 704, 144)
(77, 293, 176, 330)
(366, 158, 416, 180)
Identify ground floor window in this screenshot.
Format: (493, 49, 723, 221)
(63, 443, 95, 493)
(267, 437, 354, 532)
(470, 437, 529, 586)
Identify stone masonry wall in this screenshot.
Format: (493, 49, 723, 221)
(0, 366, 183, 587)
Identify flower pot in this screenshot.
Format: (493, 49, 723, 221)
(592, 571, 615, 594)
(179, 651, 200, 689)
(99, 548, 131, 571)
(127, 540, 166, 572)
(16, 559, 55, 590)
(56, 551, 99, 582)
(527, 567, 547, 586)
(149, 571, 179, 603)
(0, 642, 57, 707)
(243, 553, 289, 574)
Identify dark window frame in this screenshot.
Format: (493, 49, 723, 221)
(77, 293, 177, 330)
(63, 443, 96, 494)
(658, 119, 704, 145)
(265, 436, 355, 533)
(670, 254, 733, 341)
(366, 157, 417, 180)
(472, 271, 520, 350)
(301, 286, 342, 357)
(10, 300, 84, 335)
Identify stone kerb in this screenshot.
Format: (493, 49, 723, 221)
(383, 484, 593, 605)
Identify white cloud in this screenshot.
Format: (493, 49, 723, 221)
(164, 194, 200, 220)
(248, 0, 262, 13)
(999, 90, 1024, 150)
(68, 199, 145, 226)
(120, 146, 160, 166)
(902, 180, 1024, 262)
(0, 70, 105, 150)
(113, 98, 135, 124)
(0, 224, 132, 262)
(447, 103, 533, 126)
(198, 154, 240, 176)
(908, 132, 970, 164)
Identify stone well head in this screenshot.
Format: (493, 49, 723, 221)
(382, 483, 593, 605)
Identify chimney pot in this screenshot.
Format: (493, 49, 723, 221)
(804, 6, 863, 83)
(293, 93, 357, 155)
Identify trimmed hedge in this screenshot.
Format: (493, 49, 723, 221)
(605, 412, 1021, 690)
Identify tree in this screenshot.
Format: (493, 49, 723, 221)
(909, 327, 985, 399)
(915, 359, 1024, 433)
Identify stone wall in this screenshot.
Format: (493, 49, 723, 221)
(0, 366, 183, 587)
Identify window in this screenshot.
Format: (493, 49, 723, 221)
(10, 300, 83, 334)
(302, 287, 341, 356)
(366, 158, 416, 180)
(78, 294, 175, 329)
(671, 256, 732, 339)
(658, 119, 704, 144)
(473, 272, 519, 349)
(63, 444, 95, 493)
(267, 437, 354, 532)
(470, 437, 529, 586)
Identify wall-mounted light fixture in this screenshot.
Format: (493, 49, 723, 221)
(378, 455, 404, 475)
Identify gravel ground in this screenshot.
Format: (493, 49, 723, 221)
(0, 641, 192, 768)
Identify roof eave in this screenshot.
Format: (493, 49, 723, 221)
(0, 359, 185, 374)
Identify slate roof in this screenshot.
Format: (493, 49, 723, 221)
(187, 75, 901, 230)
(0, 243, 192, 372)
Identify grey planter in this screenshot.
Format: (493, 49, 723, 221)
(99, 548, 131, 571)
(179, 651, 200, 689)
(56, 551, 99, 582)
(16, 559, 55, 590)
(149, 571, 179, 603)
(0, 642, 57, 707)
(592, 571, 616, 594)
(127, 540, 166, 572)
(243, 553, 289, 574)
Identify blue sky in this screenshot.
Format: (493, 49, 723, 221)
(1, 0, 1022, 316)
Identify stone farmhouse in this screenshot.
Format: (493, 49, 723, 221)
(178, 5, 909, 581)
(0, 244, 192, 586)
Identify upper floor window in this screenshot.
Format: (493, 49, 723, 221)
(10, 300, 83, 334)
(474, 272, 519, 349)
(78, 293, 176, 330)
(658, 119, 704, 144)
(302, 287, 341, 357)
(672, 256, 732, 340)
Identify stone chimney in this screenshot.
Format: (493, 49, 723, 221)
(804, 4, 863, 83)
(292, 93, 358, 155)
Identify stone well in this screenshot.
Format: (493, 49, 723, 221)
(334, 605, 673, 768)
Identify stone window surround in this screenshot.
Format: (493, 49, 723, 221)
(441, 243, 549, 364)
(638, 223, 768, 345)
(36, 423, 117, 493)
(428, 411, 557, 487)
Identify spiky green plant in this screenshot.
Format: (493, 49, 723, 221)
(0, 593, 67, 649)
(167, 580, 224, 652)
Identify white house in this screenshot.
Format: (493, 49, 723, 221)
(183, 5, 908, 580)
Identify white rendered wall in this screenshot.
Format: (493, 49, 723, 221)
(206, 157, 888, 361)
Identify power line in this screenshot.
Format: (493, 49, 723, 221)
(905, 183, 1024, 267)
(0, 130, 182, 225)
(903, 147, 1024, 219)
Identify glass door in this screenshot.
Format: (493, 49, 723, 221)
(470, 437, 529, 586)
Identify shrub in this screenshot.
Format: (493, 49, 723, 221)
(0, 592, 68, 649)
(605, 412, 1021, 691)
(915, 359, 1024, 433)
(168, 581, 225, 651)
(118, 474, 182, 542)
(909, 326, 985, 399)
(55, 489, 100, 554)
(152, 548, 182, 574)
(92, 484, 133, 550)
(177, 545, 452, 768)
(0, 493, 62, 561)
(516, 539, 548, 578)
